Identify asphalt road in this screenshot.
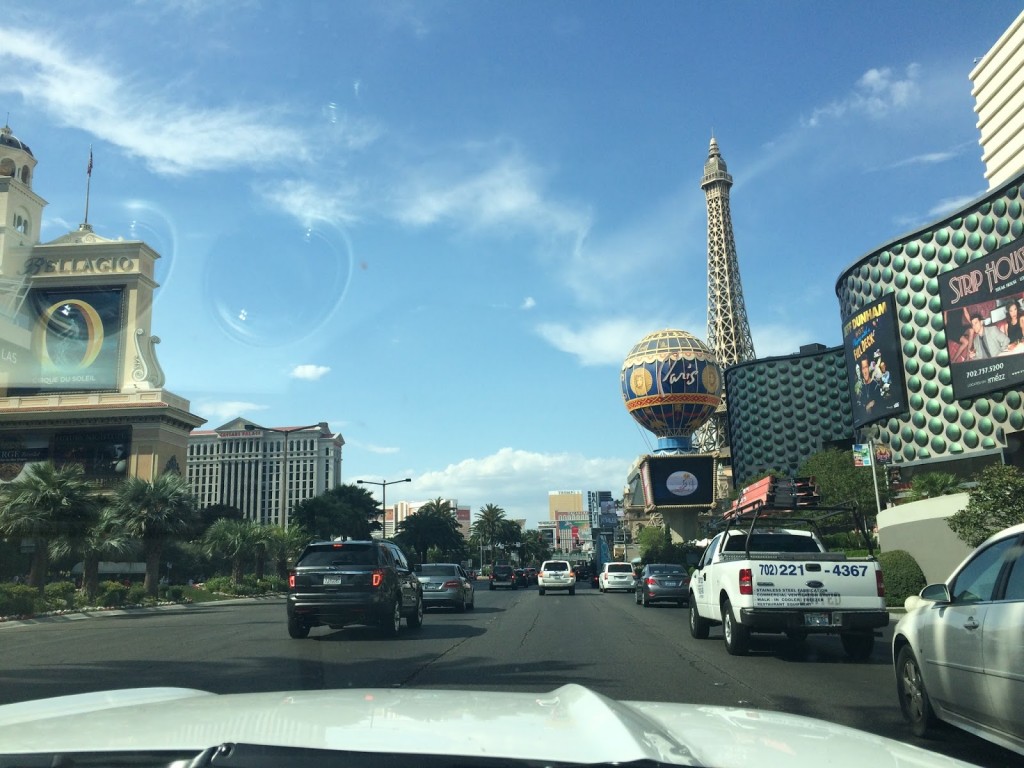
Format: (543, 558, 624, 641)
(0, 582, 1016, 767)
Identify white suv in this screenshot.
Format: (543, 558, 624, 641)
(599, 562, 636, 592)
(537, 560, 576, 595)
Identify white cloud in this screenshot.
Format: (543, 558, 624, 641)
(804, 65, 921, 128)
(0, 28, 305, 176)
(260, 180, 361, 227)
(411, 447, 632, 525)
(193, 400, 268, 425)
(393, 150, 590, 240)
(520, 297, 536, 310)
(750, 324, 819, 359)
(290, 364, 331, 380)
(536, 316, 702, 367)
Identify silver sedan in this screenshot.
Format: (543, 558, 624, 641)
(417, 563, 476, 612)
(892, 522, 1024, 755)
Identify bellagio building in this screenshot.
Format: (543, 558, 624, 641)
(186, 417, 344, 527)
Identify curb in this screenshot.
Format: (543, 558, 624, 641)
(0, 594, 284, 629)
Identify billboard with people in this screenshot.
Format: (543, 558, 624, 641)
(842, 293, 907, 428)
(939, 238, 1024, 398)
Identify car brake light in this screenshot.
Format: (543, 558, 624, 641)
(645, 577, 656, 585)
(288, 572, 296, 589)
(876, 569, 885, 598)
(443, 579, 460, 588)
(372, 569, 384, 587)
(739, 568, 753, 595)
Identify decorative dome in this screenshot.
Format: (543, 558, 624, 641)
(0, 124, 33, 156)
(620, 329, 722, 452)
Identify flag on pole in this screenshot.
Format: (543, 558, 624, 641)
(87, 147, 93, 176)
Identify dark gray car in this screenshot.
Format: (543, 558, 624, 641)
(635, 563, 690, 607)
(286, 539, 423, 638)
(417, 563, 475, 611)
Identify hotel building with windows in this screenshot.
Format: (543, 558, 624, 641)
(186, 417, 343, 527)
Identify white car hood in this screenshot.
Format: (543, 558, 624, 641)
(0, 684, 971, 767)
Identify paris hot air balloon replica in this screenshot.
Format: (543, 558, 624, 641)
(620, 330, 723, 537)
(621, 329, 722, 453)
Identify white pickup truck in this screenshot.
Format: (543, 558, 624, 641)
(688, 523, 888, 660)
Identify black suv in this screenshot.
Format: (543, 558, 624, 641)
(286, 539, 423, 638)
(489, 563, 516, 590)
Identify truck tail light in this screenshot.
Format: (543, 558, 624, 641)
(739, 568, 753, 595)
(372, 569, 384, 588)
(876, 569, 885, 598)
(288, 571, 296, 589)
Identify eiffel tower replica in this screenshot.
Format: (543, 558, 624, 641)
(692, 138, 756, 473)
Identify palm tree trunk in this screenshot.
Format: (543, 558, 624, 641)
(232, 557, 244, 584)
(28, 540, 48, 594)
(83, 552, 101, 602)
(144, 547, 162, 596)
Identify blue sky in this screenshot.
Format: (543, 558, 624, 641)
(2, 2, 1021, 526)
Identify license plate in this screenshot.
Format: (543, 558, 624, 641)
(663, 581, 678, 587)
(804, 612, 830, 626)
(323, 576, 343, 585)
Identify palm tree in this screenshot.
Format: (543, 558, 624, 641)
(203, 518, 259, 583)
(0, 462, 100, 593)
(110, 473, 198, 596)
(273, 524, 312, 578)
(395, 498, 465, 563)
(906, 472, 962, 502)
(52, 506, 137, 602)
(471, 503, 507, 564)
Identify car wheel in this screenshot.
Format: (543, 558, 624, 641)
(467, 594, 475, 610)
(489, 583, 495, 591)
(841, 631, 874, 661)
(634, 590, 640, 605)
(457, 595, 467, 613)
(287, 616, 310, 639)
(538, 587, 545, 595)
(407, 595, 424, 629)
(896, 645, 936, 737)
(641, 591, 650, 607)
(381, 598, 402, 637)
(689, 597, 710, 639)
(569, 586, 575, 595)
(722, 600, 750, 655)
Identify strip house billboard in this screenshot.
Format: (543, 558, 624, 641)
(939, 237, 1024, 398)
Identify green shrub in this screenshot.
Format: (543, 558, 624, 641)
(43, 581, 76, 611)
(97, 581, 128, 607)
(126, 584, 150, 605)
(877, 550, 927, 608)
(161, 585, 186, 606)
(202, 576, 233, 594)
(0, 584, 40, 617)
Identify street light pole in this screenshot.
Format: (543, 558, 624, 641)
(245, 422, 323, 529)
(356, 477, 411, 535)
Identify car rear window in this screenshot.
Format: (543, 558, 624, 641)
(649, 565, 685, 575)
(723, 534, 821, 553)
(494, 566, 513, 575)
(543, 562, 569, 571)
(607, 564, 633, 573)
(420, 564, 458, 576)
(297, 544, 376, 567)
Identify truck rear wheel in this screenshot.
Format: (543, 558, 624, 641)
(689, 598, 710, 639)
(841, 631, 874, 661)
(722, 600, 750, 655)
